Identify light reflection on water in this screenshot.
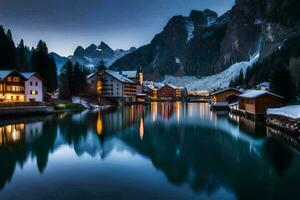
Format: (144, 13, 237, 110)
(0, 102, 300, 200)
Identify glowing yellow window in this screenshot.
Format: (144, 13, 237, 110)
(31, 90, 38, 95)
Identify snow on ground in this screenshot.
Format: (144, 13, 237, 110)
(267, 105, 300, 119)
(163, 53, 260, 91)
(184, 18, 195, 43)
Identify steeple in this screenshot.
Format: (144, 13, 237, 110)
(138, 66, 144, 85)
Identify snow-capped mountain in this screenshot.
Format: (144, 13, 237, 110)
(70, 42, 136, 69)
(111, 0, 300, 83)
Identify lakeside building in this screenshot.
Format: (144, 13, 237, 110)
(21, 72, 45, 102)
(156, 84, 184, 101)
(87, 69, 137, 103)
(210, 88, 242, 110)
(267, 105, 300, 134)
(0, 70, 44, 103)
(236, 90, 283, 120)
(87, 65, 144, 104)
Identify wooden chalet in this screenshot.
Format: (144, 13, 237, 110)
(0, 71, 26, 102)
(157, 84, 182, 101)
(238, 90, 283, 119)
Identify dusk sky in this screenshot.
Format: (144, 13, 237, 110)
(0, 0, 234, 56)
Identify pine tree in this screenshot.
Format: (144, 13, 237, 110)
(59, 61, 72, 99)
(238, 69, 244, 86)
(71, 62, 87, 95)
(31, 40, 57, 92)
(270, 62, 297, 102)
(48, 55, 58, 91)
(0, 26, 16, 69)
(16, 39, 30, 71)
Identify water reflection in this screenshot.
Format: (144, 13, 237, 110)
(0, 103, 300, 199)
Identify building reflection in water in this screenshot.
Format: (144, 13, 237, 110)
(0, 123, 24, 145)
(139, 117, 144, 141)
(151, 102, 158, 122)
(97, 112, 103, 135)
(0, 122, 44, 146)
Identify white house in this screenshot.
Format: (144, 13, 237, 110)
(87, 69, 138, 103)
(21, 72, 44, 102)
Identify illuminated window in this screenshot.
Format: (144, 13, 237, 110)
(30, 90, 38, 95)
(13, 77, 19, 82)
(7, 77, 11, 82)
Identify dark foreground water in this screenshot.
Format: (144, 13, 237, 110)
(0, 102, 300, 200)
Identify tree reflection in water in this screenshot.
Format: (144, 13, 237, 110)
(0, 103, 299, 200)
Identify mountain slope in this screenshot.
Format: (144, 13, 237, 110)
(49, 52, 68, 73)
(111, 0, 300, 82)
(163, 53, 259, 91)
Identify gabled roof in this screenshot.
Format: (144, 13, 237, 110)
(106, 70, 135, 84)
(239, 89, 283, 99)
(0, 70, 14, 80)
(20, 72, 45, 82)
(121, 70, 137, 79)
(211, 88, 241, 96)
(0, 70, 26, 81)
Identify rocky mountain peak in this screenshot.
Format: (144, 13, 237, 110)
(99, 41, 113, 52)
(74, 46, 85, 57)
(189, 9, 218, 26)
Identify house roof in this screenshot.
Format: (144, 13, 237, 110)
(20, 72, 45, 82)
(267, 105, 300, 120)
(87, 72, 97, 79)
(211, 88, 241, 96)
(106, 70, 135, 84)
(239, 89, 283, 99)
(166, 84, 183, 90)
(121, 70, 137, 79)
(0, 70, 29, 81)
(0, 70, 14, 80)
(257, 82, 270, 87)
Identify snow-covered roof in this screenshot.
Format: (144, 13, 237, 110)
(211, 88, 240, 96)
(106, 70, 135, 84)
(0, 70, 14, 80)
(166, 84, 183, 90)
(257, 82, 270, 87)
(121, 70, 137, 78)
(20, 72, 35, 79)
(239, 89, 283, 99)
(20, 72, 45, 82)
(267, 105, 300, 120)
(213, 102, 229, 107)
(87, 72, 97, 79)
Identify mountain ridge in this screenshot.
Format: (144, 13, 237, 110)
(110, 0, 300, 82)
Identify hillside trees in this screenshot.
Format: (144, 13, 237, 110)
(59, 61, 87, 99)
(31, 40, 58, 92)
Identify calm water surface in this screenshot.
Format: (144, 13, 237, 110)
(0, 102, 300, 200)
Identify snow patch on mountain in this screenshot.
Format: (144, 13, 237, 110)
(184, 18, 195, 43)
(175, 57, 181, 64)
(163, 53, 260, 91)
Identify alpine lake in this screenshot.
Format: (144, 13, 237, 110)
(0, 102, 300, 200)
